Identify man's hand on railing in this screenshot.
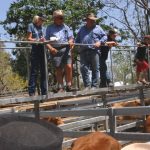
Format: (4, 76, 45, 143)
(50, 47, 58, 55)
(106, 41, 118, 47)
(94, 41, 101, 48)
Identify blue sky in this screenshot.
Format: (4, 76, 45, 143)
(0, 0, 16, 53)
(0, 0, 15, 39)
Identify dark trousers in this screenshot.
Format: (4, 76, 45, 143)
(28, 45, 46, 95)
(99, 49, 111, 87)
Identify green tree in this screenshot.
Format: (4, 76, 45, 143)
(1, 0, 107, 80)
(0, 50, 27, 94)
(112, 49, 136, 84)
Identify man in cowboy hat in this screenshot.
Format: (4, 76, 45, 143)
(46, 10, 74, 92)
(76, 13, 107, 90)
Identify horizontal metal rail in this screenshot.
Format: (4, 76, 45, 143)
(59, 116, 107, 130)
(113, 106, 150, 116)
(0, 84, 143, 106)
(0, 39, 149, 47)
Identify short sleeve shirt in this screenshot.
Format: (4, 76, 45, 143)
(45, 24, 74, 47)
(27, 23, 45, 40)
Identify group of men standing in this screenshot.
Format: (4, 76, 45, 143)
(27, 10, 117, 96)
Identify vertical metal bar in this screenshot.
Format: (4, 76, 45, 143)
(44, 45, 49, 99)
(94, 122, 98, 131)
(110, 48, 114, 84)
(139, 87, 145, 106)
(76, 59, 80, 90)
(129, 50, 134, 84)
(26, 48, 30, 82)
(102, 93, 109, 132)
(34, 100, 40, 120)
(108, 108, 115, 136)
(138, 87, 146, 131)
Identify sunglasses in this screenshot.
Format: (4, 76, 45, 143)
(56, 17, 64, 20)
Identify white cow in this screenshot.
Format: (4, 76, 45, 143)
(122, 143, 150, 150)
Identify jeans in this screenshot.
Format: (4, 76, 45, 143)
(28, 45, 47, 95)
(80, 49, 100, 87)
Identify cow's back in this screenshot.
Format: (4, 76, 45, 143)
(71, 132, 121, 150)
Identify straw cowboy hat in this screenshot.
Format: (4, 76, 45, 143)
(86, 13, 98, 20)
(53, 10, 64, 18)
(0, 115, 63, 150)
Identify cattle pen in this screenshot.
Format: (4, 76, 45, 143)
(1, 84, 150, 149)
(1, 40, 150, 149)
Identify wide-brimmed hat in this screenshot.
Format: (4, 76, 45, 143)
(53, 10, 64, 18)
(86, 13, 98, 20)
(0, 115, 63, 150)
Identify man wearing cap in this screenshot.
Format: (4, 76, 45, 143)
(27, 14, 47, 96)
(99, 29, 118, 88)
(46, 10, 74, 92)
(76, 13, 107, 90)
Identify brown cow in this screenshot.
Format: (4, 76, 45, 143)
(41, 116, 64, 126)
(122, 143, 150, 150)
(111, 100, 142, 121)
(145, 115, 150, 133)
(111, 100, 141, 108)
(71, 132, 121, 150)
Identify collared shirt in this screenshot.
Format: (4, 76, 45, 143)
(76, 25, 107, 50)
(45, 24, 74, 47)
(27, 23, 45, 40)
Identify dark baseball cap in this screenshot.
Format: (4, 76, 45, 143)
(37, 13, 46, 20)
(108, 29, 118, 35)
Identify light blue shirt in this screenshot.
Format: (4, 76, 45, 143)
(27, 23, 45, 40)
(76, 25, 107, 50)
(45, 24, 74, 47)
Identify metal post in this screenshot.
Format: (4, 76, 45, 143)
(26, 48, 30, 81)
(108, 108, 115, 137)
(110, 48, 114, 84)
(138, 87, 146, 131)
(34, 101, 40, 120)
(129, 50, 134, 84)
(75, 58, 80, 90)
(101, 93, 109, 132)
(139, 87, 145, 106)
(44, 45, 49, 99)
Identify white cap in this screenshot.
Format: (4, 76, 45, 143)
(53, 10, 64, 18)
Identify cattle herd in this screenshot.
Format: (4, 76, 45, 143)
(40, 97, 150, 150)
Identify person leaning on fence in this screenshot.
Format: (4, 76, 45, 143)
(46, 10, 74, 92)
(134, 36, 150, 85)
(76, 13, 107, 90)
(27, 14, 47, 96)
(99, 29, 118, 88)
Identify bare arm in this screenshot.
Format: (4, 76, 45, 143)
(46, 44, 58, 55)
(27, 32, 36, 41)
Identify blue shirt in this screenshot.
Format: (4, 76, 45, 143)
(27, 23, 45, 40)
(76, 25, 107, 50)
(45, 24, 74, 47)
